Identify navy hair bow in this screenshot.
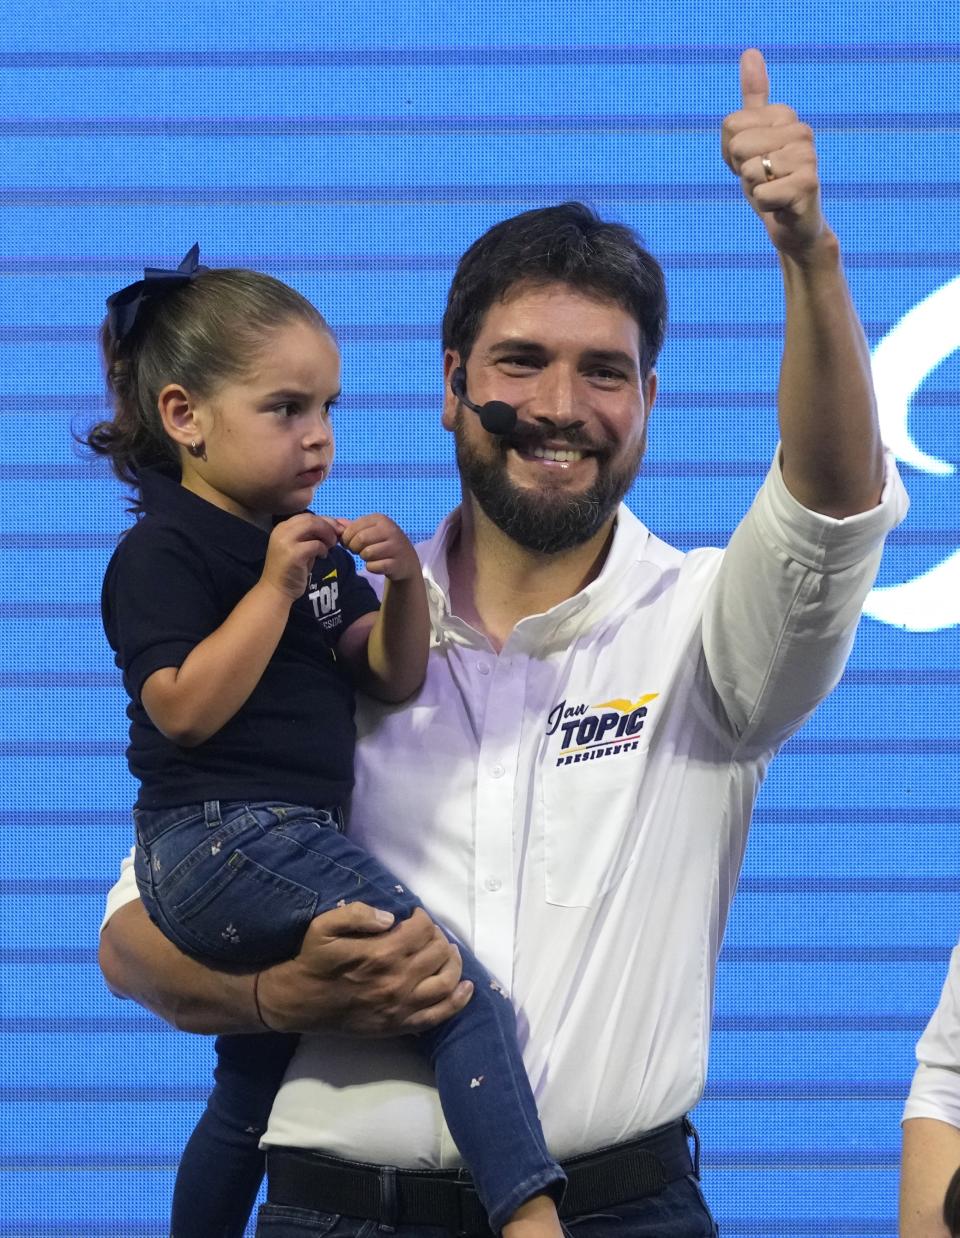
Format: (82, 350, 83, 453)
(105, 243, 207, 342)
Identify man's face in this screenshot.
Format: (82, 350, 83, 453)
(442, 280, 657, 553)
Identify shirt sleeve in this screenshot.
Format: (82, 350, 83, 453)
(100, 847, 139, 931)
(701, 447, 909, 750)
(903, 945, 960, 1128)
(103, 523, 225, 704)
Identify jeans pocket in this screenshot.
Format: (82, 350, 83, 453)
(168, 846, 320, 966)
(255, 1205, 346, 1236)
(134, 803, 206, 850)
(683, 1174, 719, 1236)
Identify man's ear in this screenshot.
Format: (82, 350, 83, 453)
(644, 370, 658, 418)
(441, 351, 462, 432)
(635, 370, 657, 463)
(157, 384, 201, 450)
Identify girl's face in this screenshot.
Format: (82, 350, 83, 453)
(168, 319, 341, 529)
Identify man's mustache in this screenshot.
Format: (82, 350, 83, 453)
(499, 421, 612, 457)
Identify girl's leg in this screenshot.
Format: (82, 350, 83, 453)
(152, 803, 565, 1234)
(170, 1032, 299, 1238)
(212, 808, 565, 1233)
(415, 937, 565, 1233)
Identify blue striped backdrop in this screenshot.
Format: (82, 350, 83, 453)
(2, 3, 960, 1234)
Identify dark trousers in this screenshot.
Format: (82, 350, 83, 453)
(254, 1176, 718, 1236)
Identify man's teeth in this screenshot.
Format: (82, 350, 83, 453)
(530, 446, 584, 463)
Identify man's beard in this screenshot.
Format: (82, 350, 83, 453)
(453, 410, 645, 554)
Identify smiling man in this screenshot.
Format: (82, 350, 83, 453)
(99, 50, 908, 1238)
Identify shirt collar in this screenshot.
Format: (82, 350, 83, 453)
(138, 469, 269, 564)
(420, 503, 660, 644)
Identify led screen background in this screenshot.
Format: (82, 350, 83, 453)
(2, 3, 959, 1234)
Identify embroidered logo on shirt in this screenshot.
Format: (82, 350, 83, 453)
(546, 694, 658, 767)
(307, 566, 343, 632)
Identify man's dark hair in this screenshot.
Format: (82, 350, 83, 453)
(442, 202, 667, 376)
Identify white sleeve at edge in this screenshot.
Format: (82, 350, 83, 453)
(100, 847, 139, 932)
(903, 945, 960, 1129)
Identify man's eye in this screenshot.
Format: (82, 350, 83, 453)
(498, 357, 540, 372)
(274, 403, 299, 417)
(588, 368, 625, 384)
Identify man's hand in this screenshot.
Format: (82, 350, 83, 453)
(99, 899, 470, 1036)
(721, 48, 827, 260)
(255, 903, 472, 1035)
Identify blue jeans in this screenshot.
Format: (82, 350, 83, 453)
(170, 1030, 298, 1238)
(254, 1175, 718, 1236)
(134, 800, 564, 1234)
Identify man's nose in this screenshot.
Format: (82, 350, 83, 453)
(531, 366, 582, 426)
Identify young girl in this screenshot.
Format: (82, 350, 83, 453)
(85, 248, 565, 1238)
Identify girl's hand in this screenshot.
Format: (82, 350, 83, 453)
(261, 513, 340, 600)
(338, 514, 420, 581)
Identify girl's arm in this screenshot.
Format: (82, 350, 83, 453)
(143, 512, 339, 745)
(336, 514, 430, 703)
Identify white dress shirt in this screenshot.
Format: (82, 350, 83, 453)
(103, 451, 907, 1166)
(904, 943, 960, 1129)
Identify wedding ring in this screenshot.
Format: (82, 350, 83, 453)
(761, 154, 775, 182)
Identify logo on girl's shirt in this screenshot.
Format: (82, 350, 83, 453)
(307, 566, 342, 632)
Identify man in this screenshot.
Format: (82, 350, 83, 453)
(900, 944, 960, 1237)
(99, 50, 907, 1236)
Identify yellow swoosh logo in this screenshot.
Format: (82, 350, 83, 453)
(590, 694, 659, 713)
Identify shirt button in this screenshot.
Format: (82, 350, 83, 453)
(490, 763, 505, 778)
(485, 876, 502, 892)
(477, 662, 490, 675)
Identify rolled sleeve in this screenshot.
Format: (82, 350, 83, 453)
(703, 447, 908, 748)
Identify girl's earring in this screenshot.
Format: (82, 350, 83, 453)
(188, 440, 207, 461)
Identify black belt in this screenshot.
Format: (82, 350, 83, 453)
(266, 1117, 697, 1235)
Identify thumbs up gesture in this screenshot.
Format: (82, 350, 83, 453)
(722, 48, 828, 258)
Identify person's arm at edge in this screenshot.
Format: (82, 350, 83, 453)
(99, 897, 471, 1036)
(900, 1117, 960, 1238)
(723, 48, 885, 519)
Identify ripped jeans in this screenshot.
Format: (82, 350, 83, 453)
(134, 800, 564, 1236)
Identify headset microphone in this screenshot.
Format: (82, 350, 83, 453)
(450, 367, 518, 436)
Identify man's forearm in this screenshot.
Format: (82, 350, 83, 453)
(99, 900, 261, 1033)
(777, 234, 885, 518)
(900, 1117, 960, 1238)
(100, 897, 472, 1037)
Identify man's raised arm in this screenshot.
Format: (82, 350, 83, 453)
(722, 47, 885, 518)
(100, 889, 470, 1036)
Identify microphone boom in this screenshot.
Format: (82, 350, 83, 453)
(451, 367, 518, 436)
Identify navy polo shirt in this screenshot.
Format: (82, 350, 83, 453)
(102, 470, 381, 810)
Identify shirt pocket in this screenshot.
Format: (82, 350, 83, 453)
(539, 720, 649, 908)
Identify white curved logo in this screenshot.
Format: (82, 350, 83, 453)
(865, 275, 960, 631)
